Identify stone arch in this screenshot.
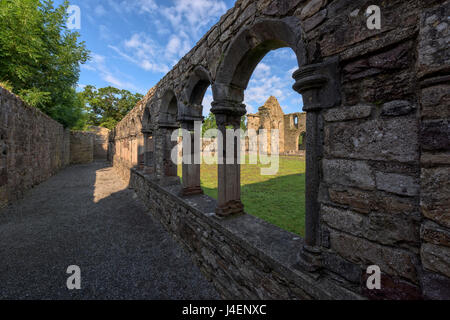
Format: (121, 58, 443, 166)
(184, 66, 212, 107)
(298, 131, 306, 151)
(211, 17, 307, 218)
(142, 107, 152, 130)
(213, 17, 306, 105)
(158, 89, 179, 126)
(158, 89, 180, 182)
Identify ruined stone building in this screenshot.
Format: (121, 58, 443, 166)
(1, 0, 449, 300)
(247, 96, 306, 155)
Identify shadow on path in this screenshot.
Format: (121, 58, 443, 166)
(0, 162, 219, 299)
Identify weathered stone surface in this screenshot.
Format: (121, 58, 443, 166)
(70, 132, 94, 165)
(304, 9, 327, 32)
(328, 187, 418, 215)
(421, 152, 450, 166)
(263, 0, 303, 16)
(381, 100, 415, 117)
(324, 104, 372, 122)
(325, 118, 419, 163)
(417, 1, 450, 77)
(343, 42, 412, 81)
(101, 0, 450, 299)
(361, 273, 423, 300)
(300, 0, 325, 20)
(0, 87, 70, 207)
(421, 167, 450, 228)
(420, 85, 450, 119)
(421, 243, 450, 277)
(321, 205, 419, 245)
(421, 271, 450, 300)
(323, 159, 375, 190)
(420, 120, 450, 151)
(321, 205, 364, 236)
(322, 251, 362, 283)
(375, 172, 419, 197)
(421, 221, 450, 247)
(319, 1, 418, 57)
(366, 212, 420, 246)
(330, 231, 418, 282)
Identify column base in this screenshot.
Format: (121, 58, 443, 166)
(181, 186, 204, 196)
(215, 200, 245, 217)
(294, 245, 322, 273)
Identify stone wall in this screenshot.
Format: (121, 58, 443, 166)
(247, 96, 306, 155)
(90, 126, 111, 160)
(70, 132, 94, 165)
(110, 0, 450, 299)
(0, 87, 70, 208)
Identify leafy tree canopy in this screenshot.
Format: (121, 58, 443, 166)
(202, 112, 247, 135)
(0, 0, 89, 128)
(79, 85, 143, 130)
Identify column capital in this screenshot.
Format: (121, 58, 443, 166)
(178, 103, 204, 124)
(211, 100, 245, 127)
(292, 56, 341, 112)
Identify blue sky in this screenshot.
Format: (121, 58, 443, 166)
(60, 0, 303, 115)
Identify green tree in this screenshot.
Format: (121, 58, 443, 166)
(80, 86, 143, 130)
(201, 112, 247, 135)
(0, 0, 90, 128)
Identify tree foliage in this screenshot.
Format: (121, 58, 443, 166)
(79, 86, 143, 130)
(0, 0, 89, 128)
(202, 112, 247, 135)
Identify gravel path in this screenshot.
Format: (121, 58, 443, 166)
(0, 162, 219, 300)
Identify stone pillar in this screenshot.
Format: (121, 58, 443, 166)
(157, 123, 180, 186)
(142, 129, 155, 174)
(292, 57, 341, 271)
(211, 101, 246, 217)
(180, 120, 203, 196)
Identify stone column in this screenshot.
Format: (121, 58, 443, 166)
(292, 57, 341, 271)
(157, 124, 180, 185)
(211, 101, 246, 217)
(180, 120, 203, 196)
(142, 129, 155, 174)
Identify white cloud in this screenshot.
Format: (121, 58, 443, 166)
(110, 34, 170, 73)
(82, 53, 142, 92)
(94, 5, 107, 16)
(253, 63, 271, 79)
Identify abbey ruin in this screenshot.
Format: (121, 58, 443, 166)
(1, 0, 449, 300)
(247, 96, 306, 155)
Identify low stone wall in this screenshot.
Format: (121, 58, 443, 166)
(0, 87, 70, 208)
(70, 132, 94, 165)
(128, 165, 362, 300)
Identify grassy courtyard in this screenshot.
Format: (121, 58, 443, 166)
(179, 156, 306, 236)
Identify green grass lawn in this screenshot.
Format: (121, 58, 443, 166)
(178, 156, 306, 236)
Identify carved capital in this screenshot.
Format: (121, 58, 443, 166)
(158, 122, 180, 129)
(211, 100, 245, 128)
(178, 103, 204, 123)
(292, 56, 341, 112)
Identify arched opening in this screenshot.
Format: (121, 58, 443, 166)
(141, 107, 154, 173)
(159, 90, 180, 181)
(213, 18, 308, 236)
(298, 131, 306, 151)
(179, 67, 213, 196)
